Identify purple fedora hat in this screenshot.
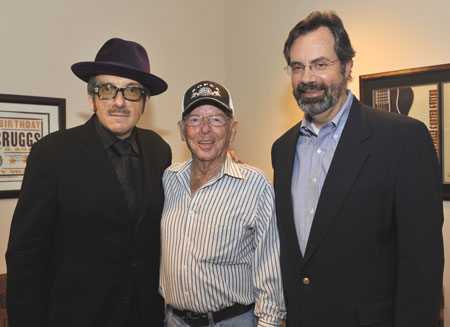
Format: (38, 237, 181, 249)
(71, 38, 167, 96)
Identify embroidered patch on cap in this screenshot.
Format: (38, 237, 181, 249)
(182, 80, 234, 117)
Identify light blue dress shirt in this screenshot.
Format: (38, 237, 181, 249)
(291, 91, 353, 255)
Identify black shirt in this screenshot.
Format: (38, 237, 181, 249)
(94, 115, 144, 218)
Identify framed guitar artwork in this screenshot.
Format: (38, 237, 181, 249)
(360, 63, 450, 200)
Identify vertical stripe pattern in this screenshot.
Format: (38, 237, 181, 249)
(159, 154, 286, 326)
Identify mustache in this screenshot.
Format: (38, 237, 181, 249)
(296, 82, 324, 93)
(108, 108, 131, 115)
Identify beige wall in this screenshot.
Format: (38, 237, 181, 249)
(1, 0, 450, 323)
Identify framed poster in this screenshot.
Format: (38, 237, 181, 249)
(0, 94, 65, 199)
(360, 63, 450, 199)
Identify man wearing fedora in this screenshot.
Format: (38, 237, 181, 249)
(6, 38, 171, 327)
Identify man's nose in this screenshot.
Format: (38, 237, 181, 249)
(112, 90, 126, 107)
(200, 117, 212, 132)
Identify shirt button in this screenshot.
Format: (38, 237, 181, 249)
(312, 177, 317, 183)
(184, 291, 189, 296)
(182, 265, 187, 270)
(309, 208, 314, 214)
(333, 134, 338, 139)
(317, 148, 322, 154)
(303, 277, 310, 285)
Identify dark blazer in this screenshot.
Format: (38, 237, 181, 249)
(272, 97, 444, 327)
(6, 115, 171, 327)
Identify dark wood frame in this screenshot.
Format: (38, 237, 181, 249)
(360, 63, 450, 199)
(0, 273, 7, 327)
(0, 94, 65, 199)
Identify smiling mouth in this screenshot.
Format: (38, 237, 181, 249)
(302, 89, 324, 97)
(298, 82, 325, 95)
(199, 141, 214, 144)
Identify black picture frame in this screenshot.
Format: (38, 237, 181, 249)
(0, 94, 66, 199)
(360, 63, 450, 199)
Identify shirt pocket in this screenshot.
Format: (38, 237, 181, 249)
(197, 222, 243, 265)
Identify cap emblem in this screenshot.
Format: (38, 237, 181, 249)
(191, 83, 221, 99)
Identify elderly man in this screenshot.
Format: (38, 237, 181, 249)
(159, 81, 286, 327)
(272, 11, 444, 326)
(6, 38, 171, 327)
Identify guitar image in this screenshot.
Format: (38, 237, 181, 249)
(373, 87, 414, 116)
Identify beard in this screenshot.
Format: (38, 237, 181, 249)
(293, 77, 347, 117)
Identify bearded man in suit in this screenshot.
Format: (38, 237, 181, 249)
(6, 38, 171, 327)
(272, 11, 444, 327)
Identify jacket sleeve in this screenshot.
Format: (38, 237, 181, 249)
(393, 121, 444, 326)
(6, 139, 58, 327)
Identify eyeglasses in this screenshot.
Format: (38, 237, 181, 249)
(184, 115, 229, 127)
(284, 59, 339, 76)
(93, 84, 146, 101)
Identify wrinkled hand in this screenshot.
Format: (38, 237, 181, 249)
(229, 150, 244, 164)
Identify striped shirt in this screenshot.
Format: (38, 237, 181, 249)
(159, 154, 286, 327)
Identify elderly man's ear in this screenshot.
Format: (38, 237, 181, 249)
(177, 121, 186, 142)
(229, 121, 242, 163)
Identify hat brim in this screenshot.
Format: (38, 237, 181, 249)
(71, 62, 168, 96)
(183, 98, 233, 117)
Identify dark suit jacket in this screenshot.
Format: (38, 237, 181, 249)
(6, 115, 171, 327)
(272, 97, 444, 327)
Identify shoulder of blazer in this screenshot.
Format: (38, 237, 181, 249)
(272, 121, 301, 150)
(29, 117, 96, 155)
(356, 98, 429, 141)
(135, 127, 172, 165)
(135, 127, 170, 149)
(271, 121, 301, 171)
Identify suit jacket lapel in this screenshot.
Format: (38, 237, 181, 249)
(78, 116, 131, 222)
(135, 129, 159, 227)
(302, 98, 371, 265)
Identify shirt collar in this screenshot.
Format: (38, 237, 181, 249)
(300, 90, 353, 135)
(168, 152, 244, 181)
(94, 115, 140, 154)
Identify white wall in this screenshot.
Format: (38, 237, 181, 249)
(1, 0, 450, 323)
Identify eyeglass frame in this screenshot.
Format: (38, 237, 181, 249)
(284, 58, 340, 76)
(93, 84, 147, 101)
(183, 114, 231, 127)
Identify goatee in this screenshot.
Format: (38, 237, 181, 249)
(293, 78, 346, 117)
